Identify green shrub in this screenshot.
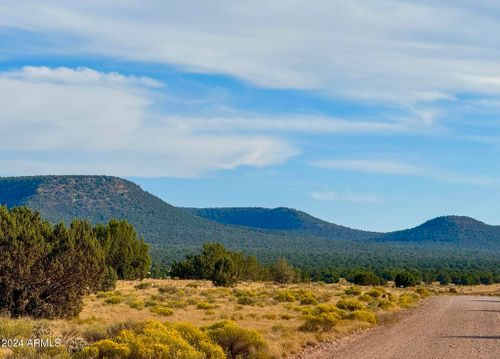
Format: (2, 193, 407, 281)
(358, 294, 372, 302)
(105, 296, 122, 305)
(232, 289, 257, 298)
(96, 291, 113, 299)
(415, 287, 431, 298)
(395, 271, 419, 288)
(158, 285, 179, 294)
(127, 299, 145, 310)
(273, 291, 296, 302)
(299, 305, 343, 332)
(82, 321, 226, 359)
(345, 286, 362, 295)
(366, 289, 383, 298)
(336, 298, 366, 311)
(398, 293, 419, 308)
(269, 258, 295, 284)
(144, 298, 159, 307)
(349, 310, 377, 324)
(81, 323, 108, 342)
(197, 302, 218, 310)
(299, 295, 318, 305)
(352, 271, 383, 286)
(134, 282, 152, 290)
(149, 305, 174, 316)
(237, 296, 256, 305)
(206, 320, 269, 359)
(377, 298, 396, 310)
(106, 320, 147, 338)
(84, 339, 131, 358)
(0, 207, 114, 318)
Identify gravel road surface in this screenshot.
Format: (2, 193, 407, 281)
(300, 295, 499, 359)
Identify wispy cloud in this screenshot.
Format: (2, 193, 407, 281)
(313, 159, 421, 176)
(1, 66, 433, 177)
(312, 158, 497, 186)
(310, 190, 383, 203)
(0, 66, 297, 177)
(2, 1, 500, 106)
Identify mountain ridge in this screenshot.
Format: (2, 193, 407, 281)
(183, 206, 379, 240)
(0, 175, 498, 253)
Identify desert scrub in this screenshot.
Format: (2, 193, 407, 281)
(79, 322, 209, 359)
(105, 295, 123, 305)
(81, 323, 108, 342)
(158, 285, 179, 295)
(237, 296, 257, 305)
(106, 321, 147, 338)
(0, 317, 32, 338)
(232, 288, 257, 298)
(299, 294, 319, 305)
(336, 298, 366, 311)
(64, 337, 89, 355)
(415, 287, 431, 298)
(31, 320, 53, 337)
(196, 302, 218, 310)
(95, 291, 113, 299)
(294, 289, 319, 303)
(348, 310, 377, 324)
(273, 290, 296, 302)
(366, 289, 383, 298)
(149, 305, 174, 316)
(127, 298, 145, 310)
(345, 286, 362, 295)
(144, 297, 159, 307)
(299, 304, 344, 332)
(376, 298, 396, 310)
(398, 293, 420, 308)
(206, 320, 269, 359)
(133, 282, 152, 290)
(358, 294, 373, 302)
(9, 343, 71, 359)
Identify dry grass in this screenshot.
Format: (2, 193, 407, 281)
(53, 279, 428, 357)
(3, 280, 497, 358)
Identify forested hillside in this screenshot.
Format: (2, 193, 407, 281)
(377, 215, 500, 248)
(184, 207, 378, 240)
(0, 176, 498, 275)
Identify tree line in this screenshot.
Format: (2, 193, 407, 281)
(170, 243, 297, 286)
(167, 242, 500, 287)
(0, 206, 150, 318)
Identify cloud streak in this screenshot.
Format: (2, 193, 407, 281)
(0, 66, 297, 177)
(310, 190, 383, 203)
(312, 158, 497, 186)
(1, 66, 419, 178)
(3, 1, 500, 106)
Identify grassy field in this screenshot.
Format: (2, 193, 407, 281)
(1, 280, 499, 358)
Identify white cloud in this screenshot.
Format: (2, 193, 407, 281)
(2, 1, 500, 105)
(313, 159, 421, 176)
(312, 158, 496, 185)
(1, 66, 431, 177)
(160, 116, 420, 134)
(311, 190, 383, 203)
(0, 66, 297, 177)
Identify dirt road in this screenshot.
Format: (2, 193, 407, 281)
(301, 295, 499, 359)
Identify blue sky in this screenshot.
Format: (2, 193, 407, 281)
(1, 1, 500, 231)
